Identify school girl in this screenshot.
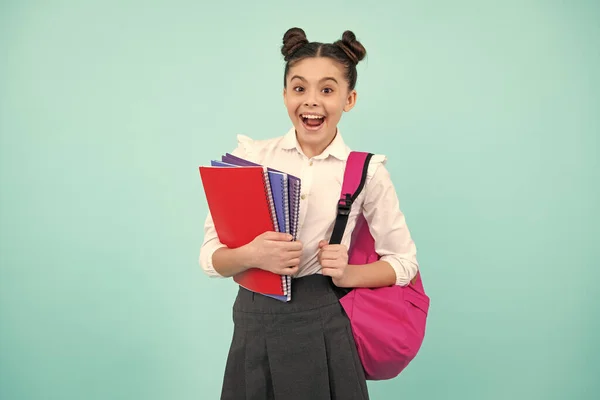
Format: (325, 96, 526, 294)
(200, 27, 419, 400)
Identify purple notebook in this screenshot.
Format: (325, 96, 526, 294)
(266, 171, 289, 235)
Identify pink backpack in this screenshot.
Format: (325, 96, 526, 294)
(329, 151, 430, 380)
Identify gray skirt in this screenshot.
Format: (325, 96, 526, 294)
(220, 274, 370, 400)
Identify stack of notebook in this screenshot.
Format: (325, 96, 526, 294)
(198, 154, 301, 302)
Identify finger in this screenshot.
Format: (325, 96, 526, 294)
(318, 240, 328, 248)
(320, 250, 340, 260)
(280, 266, 299, 276)
(264, 231, 293, 241)
(321, 260, 340, 269)
(319, 245, 337, 255)
(285, 257, 301, 267)
(321, 244, 345, 252)
(279, 240, 302, 251)
(289, 241, 303, 251)
(287, 250, 302, 260)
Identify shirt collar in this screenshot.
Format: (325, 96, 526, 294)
(280, 127, 349, 161)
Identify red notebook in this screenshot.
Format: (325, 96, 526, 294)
(199, 166, 286, 296)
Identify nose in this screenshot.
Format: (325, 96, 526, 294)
(304, 90, 319, 107)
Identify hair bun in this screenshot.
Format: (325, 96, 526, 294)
(281, 28, 309, 61)
(334, 30, 366, 65)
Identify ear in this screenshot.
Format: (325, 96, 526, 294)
(343, 89, 357, 112)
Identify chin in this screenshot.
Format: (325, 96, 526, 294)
(297, 125, 331, 141)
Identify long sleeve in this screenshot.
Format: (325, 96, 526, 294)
(199, 212, 227, 277)
(361, 159, 419, 286)
(198, 136, 253, 277)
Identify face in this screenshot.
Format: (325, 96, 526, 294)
(283, 57, 357, 157)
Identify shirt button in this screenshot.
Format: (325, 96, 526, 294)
(301, 194, 307, 200)
(309, 160, 313, 166)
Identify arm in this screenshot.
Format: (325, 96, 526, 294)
(360, 160, 419, 286)
(198, 137, 252, 277)
(333, 159, 419, 288)
(210, 246, 254, 277)
(201, 221, 301, 278)
(338, 261, 397, 288)
(198, 212, 231, 278)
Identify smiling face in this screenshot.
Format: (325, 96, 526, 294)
(283, 57, 357, 158)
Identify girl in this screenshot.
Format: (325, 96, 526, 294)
(200, 27, 419, 400)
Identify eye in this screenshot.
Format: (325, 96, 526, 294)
(322, 87, 333, 94)
(293, 86, 304, 92)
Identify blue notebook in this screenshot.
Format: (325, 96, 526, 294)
(266, 171, 289, 236)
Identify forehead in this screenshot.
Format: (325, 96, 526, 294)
(287, 57, 346, 83)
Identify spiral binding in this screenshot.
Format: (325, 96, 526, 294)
(285, 275, 291, 300)
(263, 168, 291, 299)
(282, 179, 301, 301)
(281, 176, 291, 300)
(282, 177, 290, 235)
(290, 180, 302, 241)
(262, 168, 279, 233)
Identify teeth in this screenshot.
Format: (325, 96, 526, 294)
(302, 114, 324, 119)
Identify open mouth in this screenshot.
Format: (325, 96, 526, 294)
(301, 114, 325, 130)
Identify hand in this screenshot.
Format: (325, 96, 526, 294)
(244, 231, 302, 276)
(318, 240, 349, 287)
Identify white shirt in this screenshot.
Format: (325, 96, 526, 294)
(199, 128, 419, 286)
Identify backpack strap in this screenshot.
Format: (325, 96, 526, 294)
(329, 152, 420, 288)
(329, 151, 374, 245)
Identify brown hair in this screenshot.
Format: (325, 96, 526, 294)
(281, 27, 367, 91)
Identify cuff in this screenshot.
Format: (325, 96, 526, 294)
(380, 256, 418, 286)
(199, 242, 227, 278)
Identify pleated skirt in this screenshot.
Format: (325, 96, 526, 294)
(220, 274, 370, 400)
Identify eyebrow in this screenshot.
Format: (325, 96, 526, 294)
(290, 75, 339, 85)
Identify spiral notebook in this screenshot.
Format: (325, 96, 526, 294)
(221, 153, 302, 240)
(211, 160, 281, 233)
(220, 154, 302, 299)
(199, 165, 288, 300)
(204, 158, 301, 301)
(265, 171, 289, 236)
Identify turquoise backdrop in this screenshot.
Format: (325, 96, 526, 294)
(1, 1, 598, 399)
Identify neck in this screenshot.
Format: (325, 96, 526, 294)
(297, 130, 337, 159)
(300, 143, 326, 159)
